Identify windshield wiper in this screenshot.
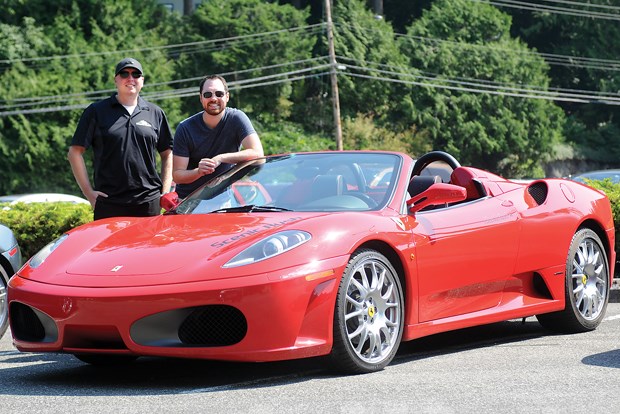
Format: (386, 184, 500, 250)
(211, 205, 293, 213)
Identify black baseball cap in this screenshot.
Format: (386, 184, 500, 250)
(115, 58, 143, 75)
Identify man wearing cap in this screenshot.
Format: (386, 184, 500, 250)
(68, 58, 173, 220)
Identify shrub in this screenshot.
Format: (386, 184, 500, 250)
(0, 202, 92, 261)
(3, 180, 620, 273)
(580, 179, 620, 259)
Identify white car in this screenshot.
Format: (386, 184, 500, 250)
(0, 224, 21, 338)
(0, 193, 89, 205)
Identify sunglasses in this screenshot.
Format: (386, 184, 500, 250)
(202, 91, 226, 99)
(118, 71, 142, 79)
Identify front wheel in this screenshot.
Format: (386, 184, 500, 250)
(329, 249, 404, 374)
(537, 228, 610, 333)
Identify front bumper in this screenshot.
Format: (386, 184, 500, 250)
(8, 258, 344, 362)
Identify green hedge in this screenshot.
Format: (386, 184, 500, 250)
(2, 180, 620, 266)
(581, 179, 620, 255)
(0, 202, 93, 261)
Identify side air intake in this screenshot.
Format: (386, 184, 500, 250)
(527, 182, 548, 206)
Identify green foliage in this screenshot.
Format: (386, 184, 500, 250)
(342, 114, 432, 155)
(580, 179, 620, 255)
(0, 0, 181, 195)
(173, 0, 315, 125)
(0, 202, 92, 260)
(506, 2, 620, 171)
(399, 0, 565, 178)
(260, 122, 335, 153)
(331, 0, 411, 124)
(564, 117, 620, 166)
(0, 0, 614, 188)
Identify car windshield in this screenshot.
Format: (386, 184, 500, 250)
(174, 152, 402, 215)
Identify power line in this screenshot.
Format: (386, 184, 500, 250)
(388, 28, 620, 73)
(540, 0, 620, 11)
(0, 56, 330, 107)
(0, 61, 333, 116)
(0, 23, 326, 66)
(0, 72, 333, 116)
(341, 70, 607, 104)
(467, 0, 620, 20)
(337, 55, 620, 100)
(4, 16, 620, 116)
(336, 57, 620, 104)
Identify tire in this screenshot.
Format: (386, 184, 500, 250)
(74, 354, 138, 365)
(0, 266, 9, 339)
(537, 228, 610, 333)
(329, 249, 404, 374)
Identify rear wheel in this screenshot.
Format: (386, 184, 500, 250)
(537, 228, 610, 332)
(329, 249, 404, 374)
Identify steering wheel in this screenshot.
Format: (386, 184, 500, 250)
(411, 151, 461, 178)
(347, 192, 378, 208)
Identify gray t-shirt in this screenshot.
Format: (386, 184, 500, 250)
(173, 107, 256, 198)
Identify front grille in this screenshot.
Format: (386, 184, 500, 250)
(10, 302, 46, 342)
(178, 305, 247, 346)
(527, 182, 548, 205)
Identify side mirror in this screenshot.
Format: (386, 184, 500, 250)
(160, 191, 180, 212)
(407, 183, 467, 213)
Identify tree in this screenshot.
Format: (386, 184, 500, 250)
(171, 0, 317, 127)
(0, 0, 180, 195)
(507, 3, 620, 170)
(330, 0, 411, 123)
(398, 0, 565, 177)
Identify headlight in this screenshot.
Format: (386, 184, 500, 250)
(223, 230, 311, 268)
(29, 234, 69, 269)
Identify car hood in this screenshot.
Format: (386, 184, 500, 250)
(20, 211, 370, 288)
(65, 213, 310, 276)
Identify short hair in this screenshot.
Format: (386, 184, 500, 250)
(199, 75, 228, 93)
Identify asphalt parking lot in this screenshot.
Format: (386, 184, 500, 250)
(612, 278, 620, 302)
(2, 304, 619, 413)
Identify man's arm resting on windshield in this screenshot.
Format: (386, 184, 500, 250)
(172, 133, 264, 184)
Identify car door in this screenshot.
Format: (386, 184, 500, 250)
(413, 196, 521, 322)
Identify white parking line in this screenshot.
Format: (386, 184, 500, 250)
(604, 314, 620, 321)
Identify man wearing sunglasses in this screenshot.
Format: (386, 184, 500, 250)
(172, 74, 264, 198)
(68, 57, 173, 220)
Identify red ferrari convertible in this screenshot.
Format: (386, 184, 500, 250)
(8, 151, 615, 374)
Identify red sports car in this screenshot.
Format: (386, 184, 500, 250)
(8, 151, 615, 374)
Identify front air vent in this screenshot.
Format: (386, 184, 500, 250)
(527, 182, 548, 205)
(10, 302, 47, 342)
(178, 305, 247, 346)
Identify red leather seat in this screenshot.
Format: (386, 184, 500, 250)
(450, 167, 488, 200)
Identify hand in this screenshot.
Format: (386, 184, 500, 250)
(86, 190, 107, 209)
(197, 157, 220, 176)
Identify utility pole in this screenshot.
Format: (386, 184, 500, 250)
(373, 0, 384, 18)
(183, 0, 193, 16)
(324, 0, 343, 151)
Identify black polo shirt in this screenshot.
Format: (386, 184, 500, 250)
(71, 94, 173, 204)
